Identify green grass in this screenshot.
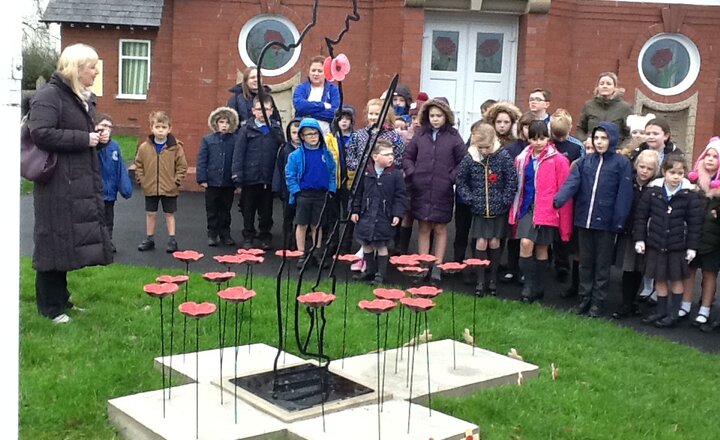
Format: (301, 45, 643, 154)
(114, 134, 138, 162)
(19, 258, 720, 439)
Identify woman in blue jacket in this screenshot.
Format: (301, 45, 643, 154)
(292, 55, 340, 135)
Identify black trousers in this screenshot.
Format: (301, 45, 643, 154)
(35, 270, 70, 319)
(578, 228, 616, 304)
(240, 184, 273, 240)
(103, 200, 115, 239)
(453, 201, 473, 262)
(553, 238, 571, 272)
(205, 186, 235, 237)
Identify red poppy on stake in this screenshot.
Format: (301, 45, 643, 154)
(464, 258, 491, 267)
(202, 271, 236, 284)
(143, 282, 179, 298)
(373, 288, 406, 301)
(437, 262, 467, 273)
(179, 301, 216, 319)
(400, 297, 436, 312)
(275, 249, 304, 259)
(335, 253, 362, 264)
(172, 250, 204, 263)
(156, 274, 189, 285)
(214, 254, 242, 265)
(218, 286, 256, 303)
(397, 265, 429, 278)
(407, 285, 443, 298)
(237, 248, 265, 257)
(359, 299, 396, 314)
(389, 255, 420, 267)
(297, 292, 337, 308)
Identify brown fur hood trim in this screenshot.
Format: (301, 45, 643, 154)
(208, 106, 239, 133)
(483, 101, 521, 125)
(419, 98, 455, 128)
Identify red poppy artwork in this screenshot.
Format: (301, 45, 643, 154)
(412, 254, 437, 266)
(464, 258, 491, 267)
(389, 255, 420, 267)
(434, 36, 456, 55)
(358, 299, 397, 314)
(218, 286, 256, 303)
(335, 253, 362, 264)
(238, 248, 266, 256)
(373, 288, 406, 301)
(488, 172, 498, 184)
(400, 297, 436, 312)
(478, 38, 501, 58)
(143, 282, 180, 298)
(202, 271, 236, 284)
(214, 254, 243, 266)
(437, 262, 467, 273)
(264, 29, 284, 45)
(406, 285, 443, 298)
(238, 255, 264, 265)
(172, 250, 204, 263)
(156, 274, 189, 285)
(651, 48, 673, 69)
(397, 265, 429, 278)
(178, 301, 217, 319)
(275, 249, 304, 259)
(297, 292, 337, 308)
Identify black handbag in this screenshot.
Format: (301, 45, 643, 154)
(21, 89, 60, 184)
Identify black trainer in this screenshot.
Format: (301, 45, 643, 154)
(166, 237, 178, 253)
(138, 238, 155, 251)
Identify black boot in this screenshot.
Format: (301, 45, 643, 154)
(532, 258, 548, 301)
(642, 295, 668, 324)
(655, 293, 683, 328)
(373, 255, 389, 285)
(613, 271, 641, 319)
(574, 296, 591, 315)
(487, 247, 501, 296)
(474, 250, 487, 296)
(208, 231, 219, 247)
(519, 256, 534, 302)
(397, 227, 412, 255)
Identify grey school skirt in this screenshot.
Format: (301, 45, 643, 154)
(516, 211, 557, 246)
(469, 214, 508, 240)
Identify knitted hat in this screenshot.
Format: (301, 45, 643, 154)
(688, 136, 720, 189)
(626, 113, 656, 133)
(409, 91, 429, 116)
(392, 84, 413, 106)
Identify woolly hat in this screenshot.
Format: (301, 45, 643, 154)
(688, 136, 720, 189)
(626, 113, 656, 133)
(392, 84, 413, 106)
(409, 91, 429, 116)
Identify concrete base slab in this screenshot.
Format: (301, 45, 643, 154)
(108, 383, 286, 440)
(335, 339, 539, 400)
(289, 399, 478, 440)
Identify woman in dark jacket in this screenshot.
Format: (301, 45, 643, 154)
(402, 98, 466, 281)
(28, 43, 113, 323)
(226, 65, 281, 129)
(576, 72, 633, 147)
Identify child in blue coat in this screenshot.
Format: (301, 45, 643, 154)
(95, 114, 132, 252)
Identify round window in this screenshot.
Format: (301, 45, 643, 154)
(238, 15, 301, 77)
(638, 33, 700, 96)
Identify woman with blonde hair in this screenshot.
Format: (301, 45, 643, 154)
(28, 43, 113, 323)
(576, 72, 633, 147)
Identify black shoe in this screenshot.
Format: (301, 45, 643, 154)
(296, 257, 306, 270)
(474, 283, 486, 297)
(520, 285, 533, 302)
(166, 238, 178, 253)
(574, 298, 591, 315)
(501, 271, 516, 284)
(560, 286, 578, 298)
(612, 305, 638, 320)
(654, 316, 677, 328)
(588, 304, 603, 318)
(208, 235, 219, 247)
(371, 275, 384, 286)
(641, 313, 666, 325)
(353, 271, 374, 282)
(243, 239, 254, 250)
(220, 236, 236, 246)
(487, 280, 497, 296)
(138, 238, 155, 251)
(700, 318, 720, 333)
(260, 239, 272, 250)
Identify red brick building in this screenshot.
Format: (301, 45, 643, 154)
(43, 0, 720, 187)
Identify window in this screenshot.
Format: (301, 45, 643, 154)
(638, 33, 700, 96)
(119, 40, 151, 99)
(430, 31, 459, 72)
(238, 15, 300, 76)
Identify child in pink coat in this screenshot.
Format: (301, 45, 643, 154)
(509, 120, 572, 302)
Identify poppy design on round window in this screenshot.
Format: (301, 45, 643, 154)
(638, 33, 700, 96)
(238, 15, 301, 76)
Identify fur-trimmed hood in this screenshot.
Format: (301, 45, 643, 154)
(483, 101, 522, 126)
(208, 106, 239, 133)
(648, 176, 695, 191)
(418, 98, 455, 129)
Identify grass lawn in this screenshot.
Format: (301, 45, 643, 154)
(19, 258, 720, 439)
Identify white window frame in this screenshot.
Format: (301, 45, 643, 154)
(118, 39, 151, 100)
(637, 33, 700, 97)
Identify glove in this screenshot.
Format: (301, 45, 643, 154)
(686, 249, 696, 263)
(634, 241, 645, 254)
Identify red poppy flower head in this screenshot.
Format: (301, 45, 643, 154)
(143, 282, 179, 298)
(389, 255, 420, 267)
(400, 297, 436, 312)
(214, 255, 242, 266)
(178, 301, 216, 319)
(237, 248, 266, 256)
(156, 274, 189, 285)
(275, 249, 304, 259)
(373, 288, 406, 301)
(412, 254, 437, 266)
(358, 299, 397, 314)
(397, 265, 429, 277)
(202, 271, 236, 284)
(330, 54, 351, 81)
(218, 286, 256, 303)
(463, 258, 491, 267)
(335, 253, 362, 264)
(323, 56, 334, 82)
(241, 255, 265, 265)
(406, 285, 443, 298)
(437, 262, 467, 273)
(488, 173, 498, 183)
(172, 250, 204, 262)
(651, 48, 673, 69)
(297, 291, 337, 308)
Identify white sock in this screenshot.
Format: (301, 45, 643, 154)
(639, 277, 655, 296)
(355, 247, 364, 257)
(698, 306, 711, 322)
(680, 301, 691, 313)
(649, 290, 657, 301)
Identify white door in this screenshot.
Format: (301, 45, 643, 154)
(421, 13, 518, 139)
